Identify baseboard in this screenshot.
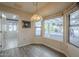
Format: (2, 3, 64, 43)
(3, 43, 32, 51)
(42, 43, 69, 57)
(18, 42, 32, 48)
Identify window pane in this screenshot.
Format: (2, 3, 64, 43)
(35, 20, 42, 27)
(44, 20, 49, 37)
(35, 28, 41, 36)
(44, 17, 63, 41)
(14, 25, 17, 31)
(70, 10, 79, 47)
(9, 23, 13, 31)
(35, 20, 42, 37)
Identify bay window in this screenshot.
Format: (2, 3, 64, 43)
(44, 17, 63, 41)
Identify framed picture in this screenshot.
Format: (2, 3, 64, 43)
(22, 20, 31, 28)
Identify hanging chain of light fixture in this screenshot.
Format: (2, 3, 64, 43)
(31, 2, 42, 22)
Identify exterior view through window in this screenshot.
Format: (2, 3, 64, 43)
(35, 20, 42, 36)
(69, 10, 79, 47)
(44, 17, 63, 41)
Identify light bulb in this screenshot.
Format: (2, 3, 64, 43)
(31, 14, 42, 22)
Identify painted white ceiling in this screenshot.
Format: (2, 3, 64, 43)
(1, 2, 73, 17)
(1, 2, 48, 13)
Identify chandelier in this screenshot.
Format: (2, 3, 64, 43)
(31, 2, 42, 22)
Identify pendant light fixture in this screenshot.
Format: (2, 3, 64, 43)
(31, 2, 42, 22)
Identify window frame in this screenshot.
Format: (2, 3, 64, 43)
(34, 20, 42, 37)
(43, 17, 64, 41)
(69, 9, 79, 48)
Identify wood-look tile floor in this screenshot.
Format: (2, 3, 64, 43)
(1, 44, 66, 57)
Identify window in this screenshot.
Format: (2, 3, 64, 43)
(69, 10, 79, 47)
(35, 20, 42, 36)
(44, 17, 63, 41)
(7, 21, 18, 32)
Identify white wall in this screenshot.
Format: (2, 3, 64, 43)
(17, 18, 33, 47)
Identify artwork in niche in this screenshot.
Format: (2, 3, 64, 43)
(22, 20, 31, 28)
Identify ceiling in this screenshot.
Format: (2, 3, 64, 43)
(0, 2, 73, 17)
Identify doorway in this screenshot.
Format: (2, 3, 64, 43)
(5, 19, 18, 49)
(1, 12, 19, 50)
